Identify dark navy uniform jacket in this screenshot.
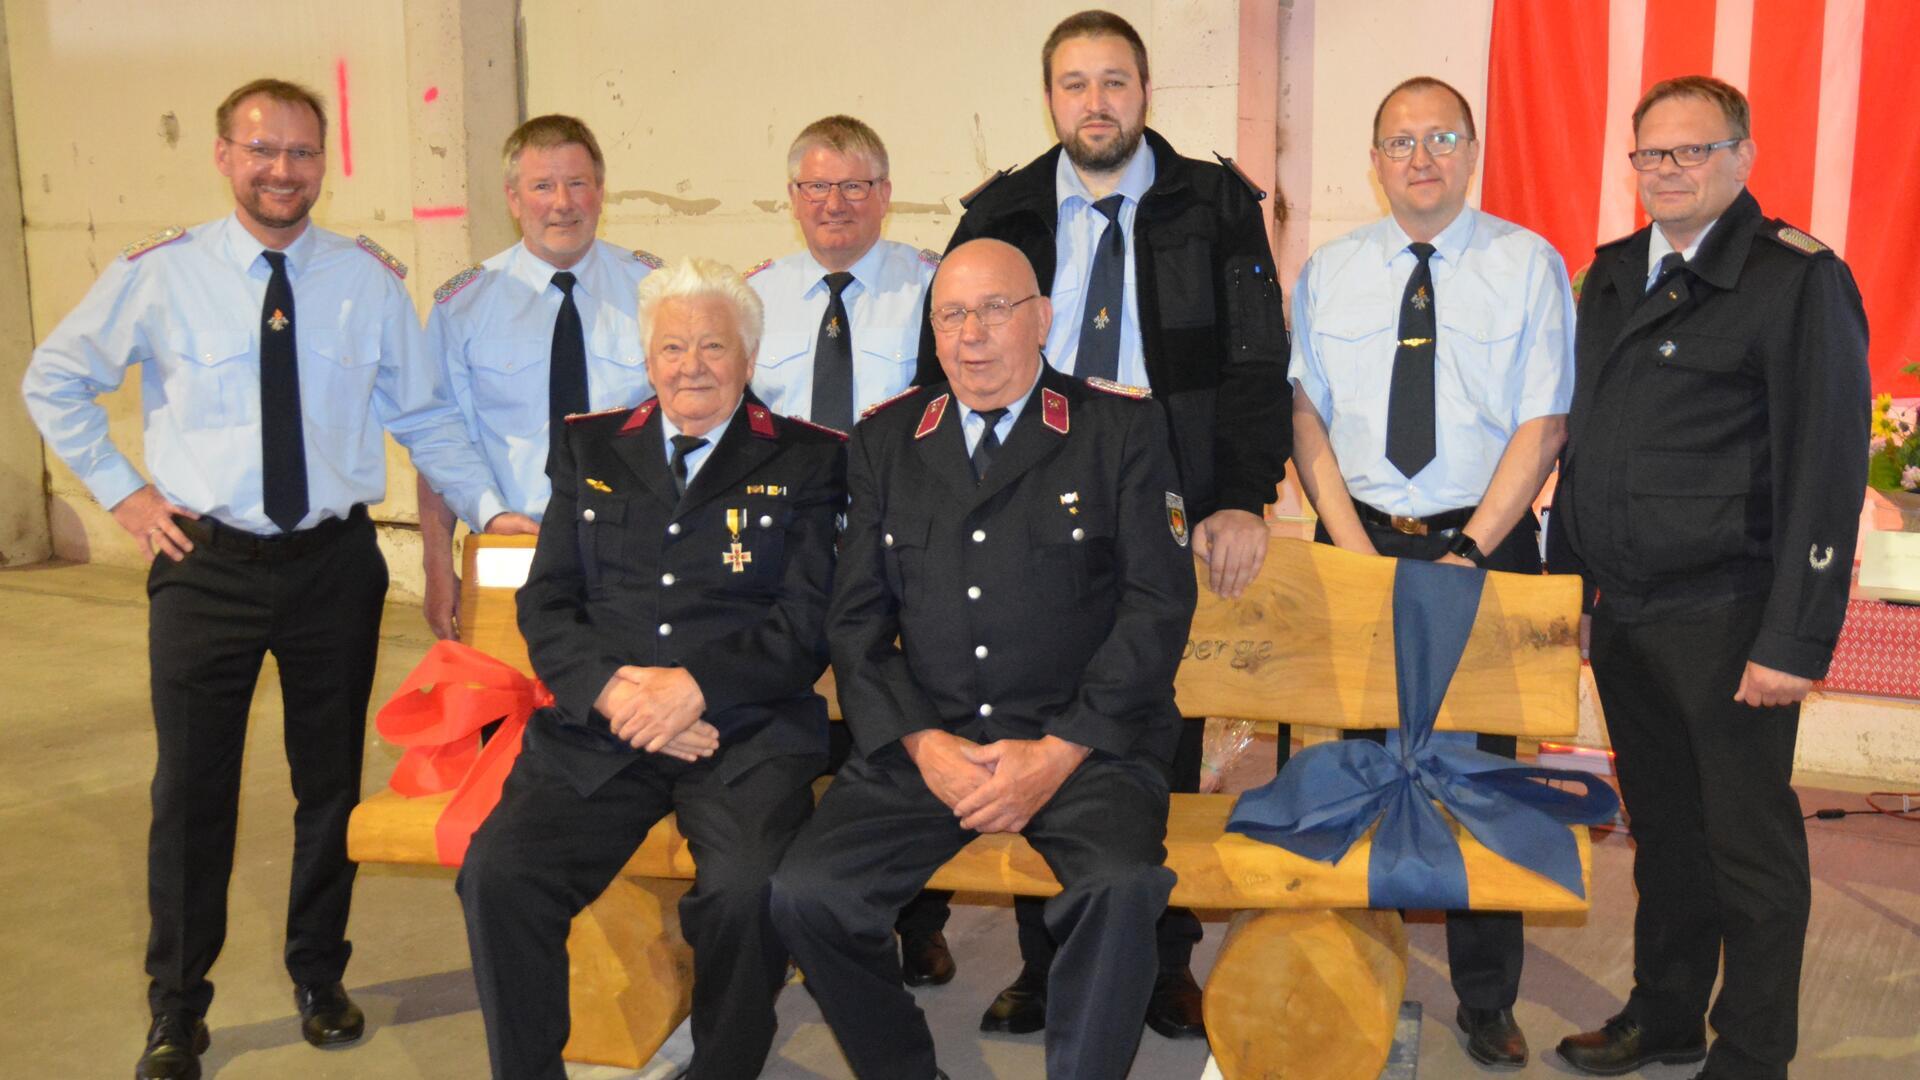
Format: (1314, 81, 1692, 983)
(517, 391, 848, 794)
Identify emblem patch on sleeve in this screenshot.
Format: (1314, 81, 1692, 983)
(1809, 544, 1834, 570)
(1167, 492, 1189, 547)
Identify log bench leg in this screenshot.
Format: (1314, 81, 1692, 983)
(1202, 908, 1409, 1080)
(561, 876, 696, 1068)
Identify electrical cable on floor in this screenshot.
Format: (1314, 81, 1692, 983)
(1805, 792, 1920, 822)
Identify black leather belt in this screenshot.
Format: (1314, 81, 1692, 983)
(1351, 498, 1474, 537)
(175, 504, 369, 562)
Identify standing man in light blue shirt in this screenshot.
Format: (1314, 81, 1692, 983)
(419, 115, 664, 639)
(745, 115, 935, 432)
(20, 78, 511, 1080)
(1288, 76, 1575, 1071)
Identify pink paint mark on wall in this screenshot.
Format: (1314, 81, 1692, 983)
(423, 86, 439, 103)
(413, 205, 468, 220)
(335, 59, 354, 177)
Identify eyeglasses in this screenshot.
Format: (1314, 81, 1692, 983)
(792, 179, 883, 203)
(1375, 132, 1470, 160)
(223, 138, 324, 165)
(1627, 139, 1742, 171)
(930, 295, 1040, 333)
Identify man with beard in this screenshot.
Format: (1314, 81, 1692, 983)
(919, 8, 1290, 1039)
(418, 114, 663, 640)
(21, 79, 511, 1080)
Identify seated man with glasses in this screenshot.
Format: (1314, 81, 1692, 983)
(770, 238, 1198, 1080)
(1287, 75, 1576, 1070)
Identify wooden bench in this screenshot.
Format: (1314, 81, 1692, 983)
(350, 533, 1587, 1080)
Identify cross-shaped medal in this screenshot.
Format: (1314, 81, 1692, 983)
(722, 508, 753, 572)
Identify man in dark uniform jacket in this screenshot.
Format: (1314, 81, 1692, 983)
(1548, 77, 1869, 1080)
(456, 257, 847, 1080)
(771, 238, 1198, 1080)
(918, 9, 1288, 1036)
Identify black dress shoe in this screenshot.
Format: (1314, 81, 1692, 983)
(1456, 1005, 1529, 1068)
(1556, 1013, 1706, 1075)
(980, 965, 1048, 1033)
(294, 981, 365, 1048)
(136, 1012, 209, 1080)
(1144, 967, 1207, 1040)
(901, 931, 956, 987)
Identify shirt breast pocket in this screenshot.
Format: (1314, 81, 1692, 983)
(162, 329, 255, 431)
(302, 329, 382, 432)
(467, 337, 549, 431)
(752, 332, 815, 415)
(855, 326, 918, 404)
(734, 500, 795, 589)
(587, 327, 651, 409)
(880, 510, 931, 607)
(1028, 499, 1116, 607)
(1312, 312, 1395, 407)
(1438, 301, 1525, 423)
(575, 493, 631, 590)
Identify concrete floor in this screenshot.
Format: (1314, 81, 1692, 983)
(2, 558, 1916, 1079)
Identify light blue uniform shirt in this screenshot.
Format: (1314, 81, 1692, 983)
(430, 238, 657, 519)
(21, 214, 505, 533)
(958, 365, 1042, 455)
(1045, 143, 1155, 388)
(1288, 207, 1575, 517)
(1646, 217, 1716, 291)
(747, 239, 933, 426)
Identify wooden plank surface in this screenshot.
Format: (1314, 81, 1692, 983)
(458, 532, 1582, 737)
(350, 789, 1593, 914)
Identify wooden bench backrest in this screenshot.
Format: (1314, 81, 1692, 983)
(459, 532, 1581, 737)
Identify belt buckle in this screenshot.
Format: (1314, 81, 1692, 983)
(1389, 515, 1428, 536)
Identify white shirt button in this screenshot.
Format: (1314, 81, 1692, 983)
(759, 514, 774, 528)
(971, 529, 987, 543)
(974, 645, 989, 659)
(658, 623, 672, 636)
(1071, 527, 1085, 541)
(668, 522, 682, 536)
(582, 508, 596, 523)
(967, 586, 981, 600)
(977, 703, 993, 717)
(660, 573, 675, 586)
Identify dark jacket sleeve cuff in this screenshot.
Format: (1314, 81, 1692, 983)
(1046, 709, 1141, 760)
(1747, 629, 1836, 682)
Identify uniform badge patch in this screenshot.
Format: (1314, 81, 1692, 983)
(618, 398, 661, 434)
(633, 249, 665, 269)
(744, 258, 774, 279)
(747, 404, 777, 439)
(585, 478, 613, 493)
(122, 225, 186, 261)
(1809, 544, 1834, 570)
(1167, 492, 1189, 547)
(915, 394, 951, 439)
(355, 235, 408, 279)
(918, 247, 942, 269)
(1041, 388, 1069, 435)
(1084, 376, 1152, 400)
(434, 264, 484, 304)
(1774, 226, 1828, 255)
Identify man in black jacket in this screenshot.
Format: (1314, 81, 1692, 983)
(918, 9, 1289, 1037)
(771, 238, 1197, 1080)
(456, 257, 847, 1080)
(1548, 77, 1869, 1080)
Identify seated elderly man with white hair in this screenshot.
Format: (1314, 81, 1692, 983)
(456, 256, 849, 1080)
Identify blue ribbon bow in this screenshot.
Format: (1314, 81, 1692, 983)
(1227, 559, 1619, 908)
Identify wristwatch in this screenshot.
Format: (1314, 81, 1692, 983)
(1446, 531, 1486, 567)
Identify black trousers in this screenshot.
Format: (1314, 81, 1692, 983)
(457, 735, 817, 1080)
(143, 511, 387, 1017)
(771, 751, 1175, 1080)
(1010, 717, 1204, 975)
(825, 721, 954, 942)
(1590, 597, 1807, 1080)
(1272, 516, 1538, 1010)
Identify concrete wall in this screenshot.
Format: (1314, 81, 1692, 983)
(0, 5, 48, 566)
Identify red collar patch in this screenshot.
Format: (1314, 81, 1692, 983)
(618, 398, 660, 435)
(914, 394, 951, 440)
(1041, 387, 1069, 435)
(748, 404, 777, 439)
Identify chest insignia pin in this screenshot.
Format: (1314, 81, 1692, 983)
(1411, 286, 1430, 311)
(268, 309, 289, 332)
(1093, 306, 1110, 331)
(825, 316, 841, 339)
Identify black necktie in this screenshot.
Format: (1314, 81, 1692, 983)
(259, 250, 308, 532)
(1647, 251, 1686, 295)
(1076, 194, 1127, 381)
(811, 271, 856, 432)
(1385, 242, 1439, 480)
(970, 407, 1009, 482)
(549, 271, 588, 432)
(669, 434, 708, 498)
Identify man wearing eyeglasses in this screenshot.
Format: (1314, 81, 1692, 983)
(20, 78, 509, 1080)
(1548, 76, 1869, 1080)
(418, 115, 664, 640)
(1288, 75, 1573, 1070)
(923, 9, 1289, 1039)
(746, 116, 936, 434)
(771, 237, 1197, 1080)
(747, 115, 956, 986)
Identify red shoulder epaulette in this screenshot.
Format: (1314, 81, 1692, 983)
(861, 384, 923, 419)
(122, 226, 186, 262)
(784, 414, 849, 441)
(744, 258, 773, 279)
(1082, 376, 1152, 400)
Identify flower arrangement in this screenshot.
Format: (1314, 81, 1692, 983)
(1869, 365, 1920, 527)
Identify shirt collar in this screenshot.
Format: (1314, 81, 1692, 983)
(1054, 138, 1156, 212)
(659, 394, 746, 452)
(512, 239, 602, 297)
(803, 239, 887, 298)
(221, 212, 317, 276)
(958, 361, 1045, 431)
(1648, 216, 1718, 278)
(1377, 205, 1476, 266)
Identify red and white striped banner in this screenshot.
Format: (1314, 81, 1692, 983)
(1483, 0, 1918, 394)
